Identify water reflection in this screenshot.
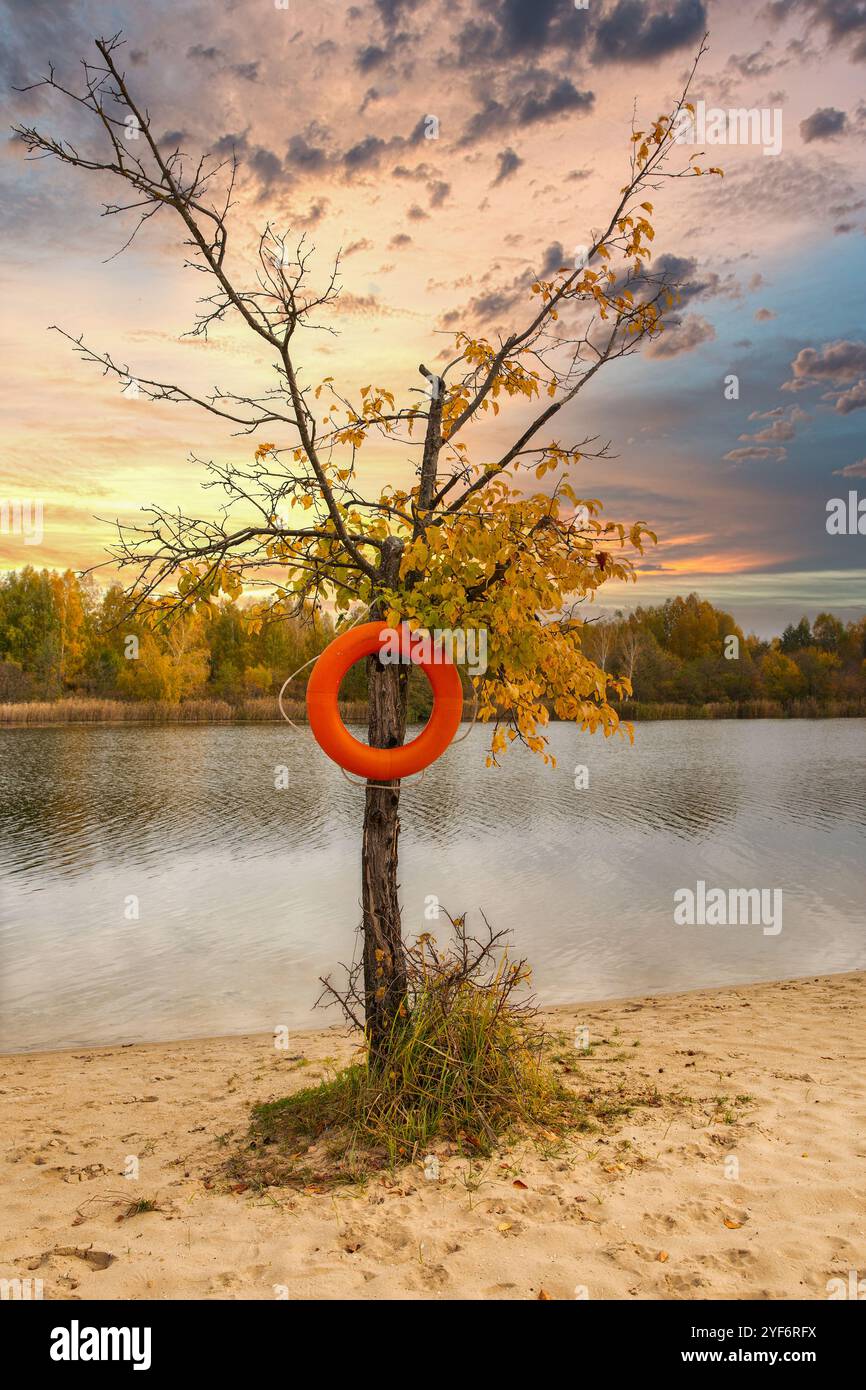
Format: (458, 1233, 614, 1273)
(1, 720, 864, 1051)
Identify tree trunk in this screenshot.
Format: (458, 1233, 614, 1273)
(360, 357, 442, 1059)
(362, 536, 408, 1061)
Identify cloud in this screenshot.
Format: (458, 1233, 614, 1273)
(328, 291, 394, 317)
(726, 41, 783, 79)
(492, 148, 523, 186)
(782, 340, 866, 394)
(188, 44, 223, 63)
(343, 238, 373, 256)
(735, 403, 808, 456)
(592, 0, 707, 65)
(636, 252, 729, 310)
(768, 0, 866, 64)
(187, 46, 259, 83)
(291, 198, 329, 227)
(374, 0, 422, 25)
(460, 75, 593, 145)
(831, 379, 866, 414)
(539, 242, 567, 276)
(648, 314, 716, 358)
(356, 45, 388, 73)
(705, 152, 862, 230)
(754, 307, 777, 321)
(441, 240, 569, 327)
(247, 146, 291, 192)
(740, 418, 795, 443)
(452, 1, 590, 65)
(286, 134, 329, 172)
(230, 61, 260, 83)
(800, 107, 847, 142)
(832, 458, 866, 476)
(722, 445, 787, 463)
(343, 135, 389, 171)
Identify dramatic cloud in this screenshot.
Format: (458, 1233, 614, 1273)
(592, 0, 707, 65)
(2, 0, 865, 625)
(452, 0, 590, 65)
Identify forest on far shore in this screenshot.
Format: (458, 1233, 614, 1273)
(0, 567, 864, 719)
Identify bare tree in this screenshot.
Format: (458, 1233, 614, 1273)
(618, 621, 644, 688)
(13, 32, 713, 1057)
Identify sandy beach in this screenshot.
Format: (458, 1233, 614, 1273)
(2, 971, 863, 1302)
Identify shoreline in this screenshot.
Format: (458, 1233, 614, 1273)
(2, 971, 862, 1300)
(3, 967, 861, 1060)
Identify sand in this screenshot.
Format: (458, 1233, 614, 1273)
(2, 972, 863, 1301)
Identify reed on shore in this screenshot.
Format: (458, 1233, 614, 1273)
(0, 696, 366, 725)
(0, 696, 478, 725)
(2, 694, 864, 726)
(616, 697, 866, 720)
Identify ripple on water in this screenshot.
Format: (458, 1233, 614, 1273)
(1, 719, 864, 1050)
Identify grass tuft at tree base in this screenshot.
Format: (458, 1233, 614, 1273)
(231, 917, 593, 1187)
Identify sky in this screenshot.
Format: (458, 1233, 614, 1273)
(1, 0, 865, 636)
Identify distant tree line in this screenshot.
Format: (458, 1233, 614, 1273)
(1, 570, 864, 715)
(0, 566, 357, 706)
(582, 593, 866, 713)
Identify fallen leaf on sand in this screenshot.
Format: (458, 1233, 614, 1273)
(537, 1288, 552, 1300)
(657, 1251, 669, 1263)
(497, 1223, 512, 1234)
(723, 1217, 743, 1230)
(53, 1246, 115, 1270)
(512, 1179, 528, 1190)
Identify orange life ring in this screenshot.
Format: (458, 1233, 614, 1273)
(306, 622, 464, 780)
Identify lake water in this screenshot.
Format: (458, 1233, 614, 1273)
(1, 720, 864, 1052)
